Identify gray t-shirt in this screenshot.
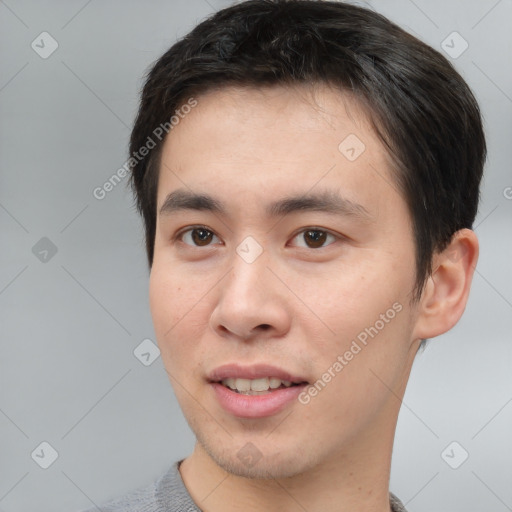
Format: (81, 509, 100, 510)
(79, 460, 408, 511)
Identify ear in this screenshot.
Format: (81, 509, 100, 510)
(412, 228, 479, 340)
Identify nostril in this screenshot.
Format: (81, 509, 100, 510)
(215, 323, 273, 338)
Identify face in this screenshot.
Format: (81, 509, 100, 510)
(149, 84, 422, 479)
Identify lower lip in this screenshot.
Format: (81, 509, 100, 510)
(210, 383, 307, 418)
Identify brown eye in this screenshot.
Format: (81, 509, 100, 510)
(290, 229, 337, 249)
(180, 227, 219, 247)
(191, 228, 213, 246)
(303, 230, 327, 248)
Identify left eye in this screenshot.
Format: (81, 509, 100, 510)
(290, 229, 337, 249)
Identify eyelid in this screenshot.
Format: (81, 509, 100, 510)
(175, 224, 212, 237)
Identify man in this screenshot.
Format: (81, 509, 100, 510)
(81, 0, 485, 510)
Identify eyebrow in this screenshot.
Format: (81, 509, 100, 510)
(158, 188, 372, 221)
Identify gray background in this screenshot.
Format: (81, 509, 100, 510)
(0, 0, 511, 511)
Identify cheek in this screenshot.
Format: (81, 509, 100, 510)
(292, 258, 398, 324)
(150, 265, 191, 353)
(297, 302, 414, 441)
(149, 266, 180, 334)
(149, 261, 206, 325)
(149, 263, 213, 370)
(293, 253, 414, 366)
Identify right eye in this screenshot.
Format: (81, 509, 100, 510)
(177, 226, 221, 247)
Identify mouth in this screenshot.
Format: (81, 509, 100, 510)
(207, 364, 309, 418)
(216, 377, 307, 395)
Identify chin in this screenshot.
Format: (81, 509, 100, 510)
(198, 433, 321, 480)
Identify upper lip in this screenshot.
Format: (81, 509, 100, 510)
(208, 363, 308, 384)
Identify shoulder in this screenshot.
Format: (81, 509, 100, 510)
(76, 460, 200, 512)
(77, 481, 158, 512)
(77, 483, 158, 512)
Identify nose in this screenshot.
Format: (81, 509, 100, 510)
(209, 248, 292, 341)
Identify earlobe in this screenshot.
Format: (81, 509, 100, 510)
(412, 228, 479, 341)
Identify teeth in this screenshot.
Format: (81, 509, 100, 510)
(269, 377, 282, 389)
(220, 377, 297, 393)
(236, 378, 251, 392)
(223, 378, 237, 390)
(250, 378, 269, 391)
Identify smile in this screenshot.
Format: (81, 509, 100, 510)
(207, 364, 310, 418)
(220, 377, 301, 394)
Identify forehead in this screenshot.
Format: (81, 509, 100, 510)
(157, 84, 400, 217)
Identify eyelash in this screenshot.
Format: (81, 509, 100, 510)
(174, 225, 340, 249)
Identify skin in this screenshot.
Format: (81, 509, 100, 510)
(148, 84, 478, 512)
